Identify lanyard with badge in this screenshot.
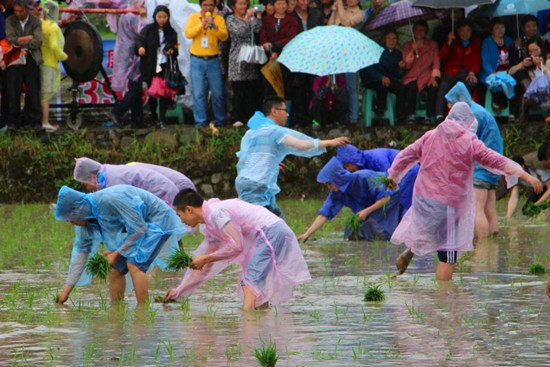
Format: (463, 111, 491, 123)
(201, 12, 213, 49)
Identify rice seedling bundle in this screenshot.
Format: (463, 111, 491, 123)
(254, 341, 278, 367)
(523, 201, 550, 217)
(364, 285, 385, 302)
(166, 248, 193, 271)
(529, 263, 546, 275)
(346, 214, 361, 239)
(86, 254, 110, 281)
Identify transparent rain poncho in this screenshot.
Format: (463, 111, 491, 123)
(316, 157, 403, 241)
(55, 185, 186, 286)
(336, 145, 419, 215)
(126, 162, 197, 192)
(446, 82, 504, 186)
(387, 102, 524, 256)
(74, 158, 180, 205)
(236, 112, 326, 212)
(172, 198, 311, 307)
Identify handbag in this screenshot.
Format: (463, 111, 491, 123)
(148, 76, 177, 100)
(164, 55, 188, 94)
(237, 23, 267, 65)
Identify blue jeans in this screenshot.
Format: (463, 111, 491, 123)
(190, 55, 226, 126)
(345, 72, 358, 123)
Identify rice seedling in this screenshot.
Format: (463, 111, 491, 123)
(254, 339, 279, 367)
(345, 214, 361, 241)
(162, 340, 174, 363)
(523, 201, 550, 217)
(225, 342, 242, 363)
(361, 306, 371, 322)
(310, 309, 321, 320)
(166, 248, 193, 271)
(529, 263, 547, 275)
(85, 254, 110, 281)
(363, 285, 385, 302)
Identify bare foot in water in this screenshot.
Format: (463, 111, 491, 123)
(396, 248, 414, 275)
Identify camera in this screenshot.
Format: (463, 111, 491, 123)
(254, 4, 264, 11)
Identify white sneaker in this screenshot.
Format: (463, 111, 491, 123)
(42, 123, 59, 132)
(233, 121, 244, 127)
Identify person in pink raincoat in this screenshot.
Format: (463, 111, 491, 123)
(164, 189, 311, 310)
(386, 102, 542, 281)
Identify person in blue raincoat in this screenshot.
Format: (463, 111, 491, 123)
(236, 95, 350, 217)
(336, 144, 419, 215)
(297, 157, 402, 242)
(54, 185, 186, 305)
(445, 82, 504, 239)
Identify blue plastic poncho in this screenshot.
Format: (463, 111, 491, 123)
(55, 185, 186, 286)
(336, 145, 419, 214)
(446, 82, 504, 186)
(316, 157, 402, 241)
(485, 71, 516, 99)
(236, 111, 326, 213)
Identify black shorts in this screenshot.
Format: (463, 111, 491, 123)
(437, 250, 458, 264)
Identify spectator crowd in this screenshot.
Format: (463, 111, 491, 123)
(1, 0, 550, 131)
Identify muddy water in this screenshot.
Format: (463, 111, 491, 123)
(1, 204, 550, 366)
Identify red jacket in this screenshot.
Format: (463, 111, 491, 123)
(259, 14, 299, 54)
(439, 36, 481, 76)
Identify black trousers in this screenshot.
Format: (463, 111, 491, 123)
(0, 69, 8, 125)
(365, 79, 403, 117)
(398, 81, 438, 118)
(231, 79, 260, 123)
(7, 56, 42, 127)
(435, 71, 478, 116)
(309, 89, 348, 126)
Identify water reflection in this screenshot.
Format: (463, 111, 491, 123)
(1, 204, 550, 365)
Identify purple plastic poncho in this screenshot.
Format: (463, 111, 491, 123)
(55, 185, 186, 287)
(387, 102, 525, 257)
(111, 12, 142, 92)
(336, 145, 419, 214)
(316, 157, 403, 241)
(173, 198, 311, 307)
(127, 162, 196, 192)
(74, 158, 180, 205)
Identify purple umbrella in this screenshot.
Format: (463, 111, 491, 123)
(366, 0, 440, 31)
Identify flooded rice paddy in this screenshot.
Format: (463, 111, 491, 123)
(0, 200, 550, 366)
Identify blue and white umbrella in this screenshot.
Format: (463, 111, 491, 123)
(277, 25, 384, 76)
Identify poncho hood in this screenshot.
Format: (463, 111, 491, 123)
(74, 157, 102, 186)
(247, 111, 277, 130)
(445, 82, 473, 106)
(336, 144, 364, 167)
(437, 102, 478, 140)
(55, 186, 95, 221)
(317, 157, 353, 192)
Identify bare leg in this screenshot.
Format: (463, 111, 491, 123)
(41, 100, 49, 125)
(474, 188, 489, 240)
(436, 262, 455, 281)
(127, 263, 149, 305)
(109, 268, 126, 302)
(485, 189, 499, 235)
(242, 285, 257, 311)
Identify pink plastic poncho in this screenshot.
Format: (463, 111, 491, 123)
(173, 199, 311, 307)
(387, 102, 524, 256)
(74, 158, 180, 206)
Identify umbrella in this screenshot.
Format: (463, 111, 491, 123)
(366, 0, 439, 31)
(409, 0, 497, 31)
(277, 25, 383, 75)
(474, 0, 550, 40)
(410, 0, 495, 8)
